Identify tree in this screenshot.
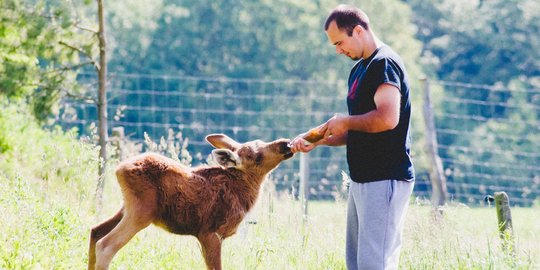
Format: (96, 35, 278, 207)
(103, 0, 426, 148)
(1, 0, 110, 213)
(95, 0, 108, 216)
(105, 0, 423, 82)
(406, 0, 540, 85)
(0, 0, 85, 122)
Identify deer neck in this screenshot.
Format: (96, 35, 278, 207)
(226, 168, 267, 211)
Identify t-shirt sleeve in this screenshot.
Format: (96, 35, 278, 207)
(373, 58, 401, 91)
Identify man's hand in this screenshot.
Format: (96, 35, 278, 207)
(324, 113, 349, 138)
(289, 134, 318, 153)
(289, 123, 329, 153)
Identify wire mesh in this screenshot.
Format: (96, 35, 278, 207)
(58, 74, 540, 205)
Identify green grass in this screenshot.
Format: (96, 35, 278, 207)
(1, 101, 539, 269)
(2, 179, 539, 270)
(401, 204, 539, 269)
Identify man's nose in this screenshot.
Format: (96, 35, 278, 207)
(335, 46, 344, 54)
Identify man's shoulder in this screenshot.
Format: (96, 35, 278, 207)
(369, 45, 406, 74)
(376, 44, 398, 56)
(373, 45, 402, 63)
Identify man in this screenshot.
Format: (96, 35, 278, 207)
(290, 4, 415, 270)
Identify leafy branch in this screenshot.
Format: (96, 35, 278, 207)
(58, 41, 100, 72)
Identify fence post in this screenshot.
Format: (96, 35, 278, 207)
(421, 78, 448, 209)
(111, 126, 125, 161)
(299, 153, 310, 219)
(494, 191, 515, 255)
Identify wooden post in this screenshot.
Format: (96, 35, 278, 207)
(111, 126, 125, 160)
(421, 78, 448, 208)
(299, 153, 309, 219)
(494, 192, 515, 255)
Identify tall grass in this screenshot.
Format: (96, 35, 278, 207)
(401, 204, 539, 269)
(0, 100, 98, 269)
(0, 100, 538, 269)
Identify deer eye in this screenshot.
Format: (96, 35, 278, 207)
(255, 153, 264, 165)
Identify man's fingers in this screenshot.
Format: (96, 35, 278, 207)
(319, 122, 329, 135)
(324, 126, 333, 138)
(290, 138, 315, 153)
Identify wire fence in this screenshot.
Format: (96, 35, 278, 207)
(58, 73, 540, 205)
(429, 80, 540, 206)
(60, 73, 349, 200)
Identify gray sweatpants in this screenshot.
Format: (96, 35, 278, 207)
(345, 179, 414, 270)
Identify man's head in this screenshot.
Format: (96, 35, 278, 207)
(324, 5, 372, 61)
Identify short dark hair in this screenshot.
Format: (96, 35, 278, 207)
(324, 5, 369, 36)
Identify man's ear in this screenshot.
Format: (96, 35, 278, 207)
(353, 24, 365, 36)
(211, 149, 240, 168)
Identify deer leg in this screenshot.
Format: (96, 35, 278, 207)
(94, 207, 153, 270)
(88, 207, 124, 270)
(198, 233, 223, 270)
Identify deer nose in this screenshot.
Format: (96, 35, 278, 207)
(277, 139, 292, 154)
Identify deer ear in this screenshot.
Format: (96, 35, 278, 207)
(211, 149, 240, 168)
(206, 134, 241, 151)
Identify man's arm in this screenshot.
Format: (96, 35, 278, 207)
(321, 132, 347, 146)
(324, 83, 401, 137)
(290, 83, 400, 153)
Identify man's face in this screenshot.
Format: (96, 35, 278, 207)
(325, 21, 363, 60)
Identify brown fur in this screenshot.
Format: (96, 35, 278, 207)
(88, 134, 293, 270)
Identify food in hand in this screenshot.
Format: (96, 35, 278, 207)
(302, 127, 325, 143)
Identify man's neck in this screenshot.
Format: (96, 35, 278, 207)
(362, 36, 384, 59)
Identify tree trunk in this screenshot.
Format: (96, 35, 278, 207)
(95, 0, 108, 216)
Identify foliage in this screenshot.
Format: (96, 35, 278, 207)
(443, 80, 540, 204)
(406, 0, 540, 85)
(0, 0, 94, 122)
(108, 0, 332, 79)
(143, 129, 202, 166)
(404, 0, 540, 205)
(105, 0, 423, 82)
(0, 98, 98, 196)
(0, 100, 94, 267)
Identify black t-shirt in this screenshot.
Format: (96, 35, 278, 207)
(346, 45, 415, 183)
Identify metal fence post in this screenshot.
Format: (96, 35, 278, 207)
(111, 126, 125, 161)
(299, 153, 309, 219)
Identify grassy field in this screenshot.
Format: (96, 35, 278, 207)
(1, 168, 539, 270)
(1, 102, 539, 269)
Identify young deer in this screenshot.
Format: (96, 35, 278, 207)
(88, 134, 294, 270)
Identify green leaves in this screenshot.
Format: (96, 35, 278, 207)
(0, 0, 97, 123)
(409, 0, 540, 85)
